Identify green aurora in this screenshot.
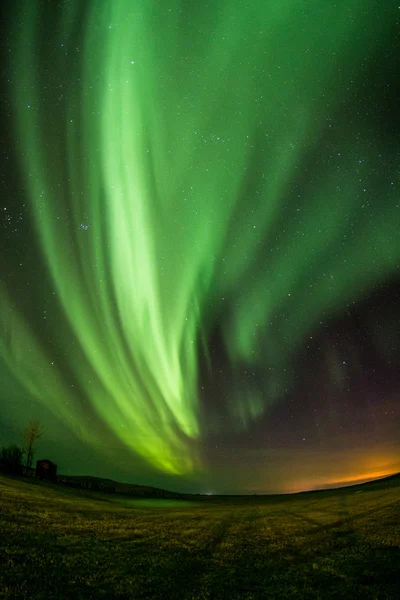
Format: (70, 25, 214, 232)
(1, 1, 399, 481)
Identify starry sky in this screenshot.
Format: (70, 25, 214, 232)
(1, 0, 399, 494)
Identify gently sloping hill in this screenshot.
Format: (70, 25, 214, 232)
(55, 474, 189, 499)
(0, 474, 399, 599)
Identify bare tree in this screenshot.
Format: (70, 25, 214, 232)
(23, 421, 44, 469)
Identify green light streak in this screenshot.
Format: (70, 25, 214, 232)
(3, 1, 398, 474)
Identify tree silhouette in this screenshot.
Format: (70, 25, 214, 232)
(0, 445, 24, 474)
(23, 421, 44, 469)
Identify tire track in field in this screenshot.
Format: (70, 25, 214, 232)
(184, 507, 263, 598)
(199, 506, 255, 554)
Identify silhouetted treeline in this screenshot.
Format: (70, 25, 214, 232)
(0, 445, 24, 475)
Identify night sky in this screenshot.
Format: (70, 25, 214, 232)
(1, 1, 400, 494)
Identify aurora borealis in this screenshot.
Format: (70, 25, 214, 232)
(0, 0, 399, 493)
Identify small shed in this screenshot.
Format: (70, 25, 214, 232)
(36, 459, 57, 481)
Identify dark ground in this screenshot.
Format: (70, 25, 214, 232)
(0, 473, 399, 599)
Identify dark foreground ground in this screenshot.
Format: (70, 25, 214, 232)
(0, 474, 399, 599)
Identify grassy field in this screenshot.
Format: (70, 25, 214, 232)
(0, 474, 399, 599)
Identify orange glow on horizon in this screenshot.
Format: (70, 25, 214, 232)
(289, 469, 398, 495)
(284, 450, 400, 494)
(242, 444, 400, 495)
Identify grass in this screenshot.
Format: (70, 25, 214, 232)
(0, 474, 399, 599)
